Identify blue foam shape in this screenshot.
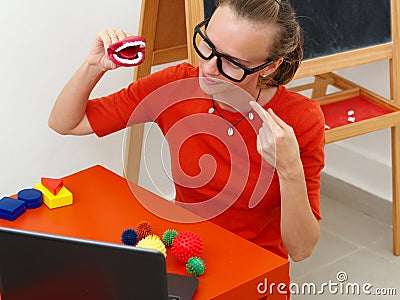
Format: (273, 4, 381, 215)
(25, 201, 42, 209)
(17, 189, 43, 209)
(0, 197, 26, 221)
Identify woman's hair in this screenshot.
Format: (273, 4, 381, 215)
(215, 0, 303, 87)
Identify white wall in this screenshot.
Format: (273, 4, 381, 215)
(0, 0, 393, 203)
(0, 0, 141, 196)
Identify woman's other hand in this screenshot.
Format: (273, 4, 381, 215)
(250, 101, 302, 179)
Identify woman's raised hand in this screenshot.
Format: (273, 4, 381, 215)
(86, 29, 130, 71)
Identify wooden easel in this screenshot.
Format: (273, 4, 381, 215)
(292, 0, 399, 255)
(125, 0, 400, 255)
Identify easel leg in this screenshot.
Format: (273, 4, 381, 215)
(124, 0, 159, 183)
(392, 126, 400, 255)
(311, 75, 329, 98)
(124, 125, 145, 184)
(390, 0, 399, 255)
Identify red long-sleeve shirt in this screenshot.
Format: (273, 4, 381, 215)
(86, 62, 325, 258)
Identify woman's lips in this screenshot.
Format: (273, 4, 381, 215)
(202, 76, 222, 86)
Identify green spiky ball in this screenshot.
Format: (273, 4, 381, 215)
(186, 257, 205, 276)
(162, 229, 178, 247)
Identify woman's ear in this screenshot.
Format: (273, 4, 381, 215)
(260, 57, 284, 77)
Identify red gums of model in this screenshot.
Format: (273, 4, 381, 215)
(107, 36, 146, 67)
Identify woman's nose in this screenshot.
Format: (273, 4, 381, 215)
(202, 56, 219, 76)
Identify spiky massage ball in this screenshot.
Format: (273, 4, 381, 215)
(136, 234, 167, 257)
(186, 257, 206, 276)
(171, 231, 203, 263)
(136, 221, 152, 239)
(121, 228, 139, 246)
(162, 229, 178, 247)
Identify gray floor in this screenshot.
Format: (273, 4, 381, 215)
(289, 194, 400, 299)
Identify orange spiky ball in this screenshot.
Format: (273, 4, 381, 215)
(136, 221, 152, 239)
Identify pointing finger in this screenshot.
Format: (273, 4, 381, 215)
(250, 101, 278, 132)
(250, 101, 269, 123)
(267, 108, 287, 129)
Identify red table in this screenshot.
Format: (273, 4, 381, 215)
(0, 165, 289, 299)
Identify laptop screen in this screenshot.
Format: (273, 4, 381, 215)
(0, 227, 173, 300)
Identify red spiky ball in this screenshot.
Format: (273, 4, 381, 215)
(171, 231, 203, 263)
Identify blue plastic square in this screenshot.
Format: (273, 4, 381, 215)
(0, 197, 26, 221)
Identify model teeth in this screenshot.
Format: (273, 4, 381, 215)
(115, 41, 146, 52)
(112, 52, 143, 65)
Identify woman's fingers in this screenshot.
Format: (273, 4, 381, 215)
(257, 127, 276, 166)
(250, 101, 271, 124)
(99, 29, 130, 49)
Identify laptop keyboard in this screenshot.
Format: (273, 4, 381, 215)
(168, 295, 181, 300)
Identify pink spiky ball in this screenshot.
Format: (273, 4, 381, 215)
(171, 231, 203, 263)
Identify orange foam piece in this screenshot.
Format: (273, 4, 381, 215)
(41, 177, 64, 195)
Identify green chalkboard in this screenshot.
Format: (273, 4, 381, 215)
(203, 0, 391, 60)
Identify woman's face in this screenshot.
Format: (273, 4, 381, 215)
(197, 5, 278, 99)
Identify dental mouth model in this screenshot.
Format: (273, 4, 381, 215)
(107, 36, 146, 67)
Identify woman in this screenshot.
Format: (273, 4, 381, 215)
(49, 0, 325, 262)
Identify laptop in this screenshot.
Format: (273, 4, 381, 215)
(0, 227, 198, 300)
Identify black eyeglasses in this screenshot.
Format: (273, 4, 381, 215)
(192, 18, 275, 83)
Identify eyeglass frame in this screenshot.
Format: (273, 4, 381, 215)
(192, 18, 275, 83)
